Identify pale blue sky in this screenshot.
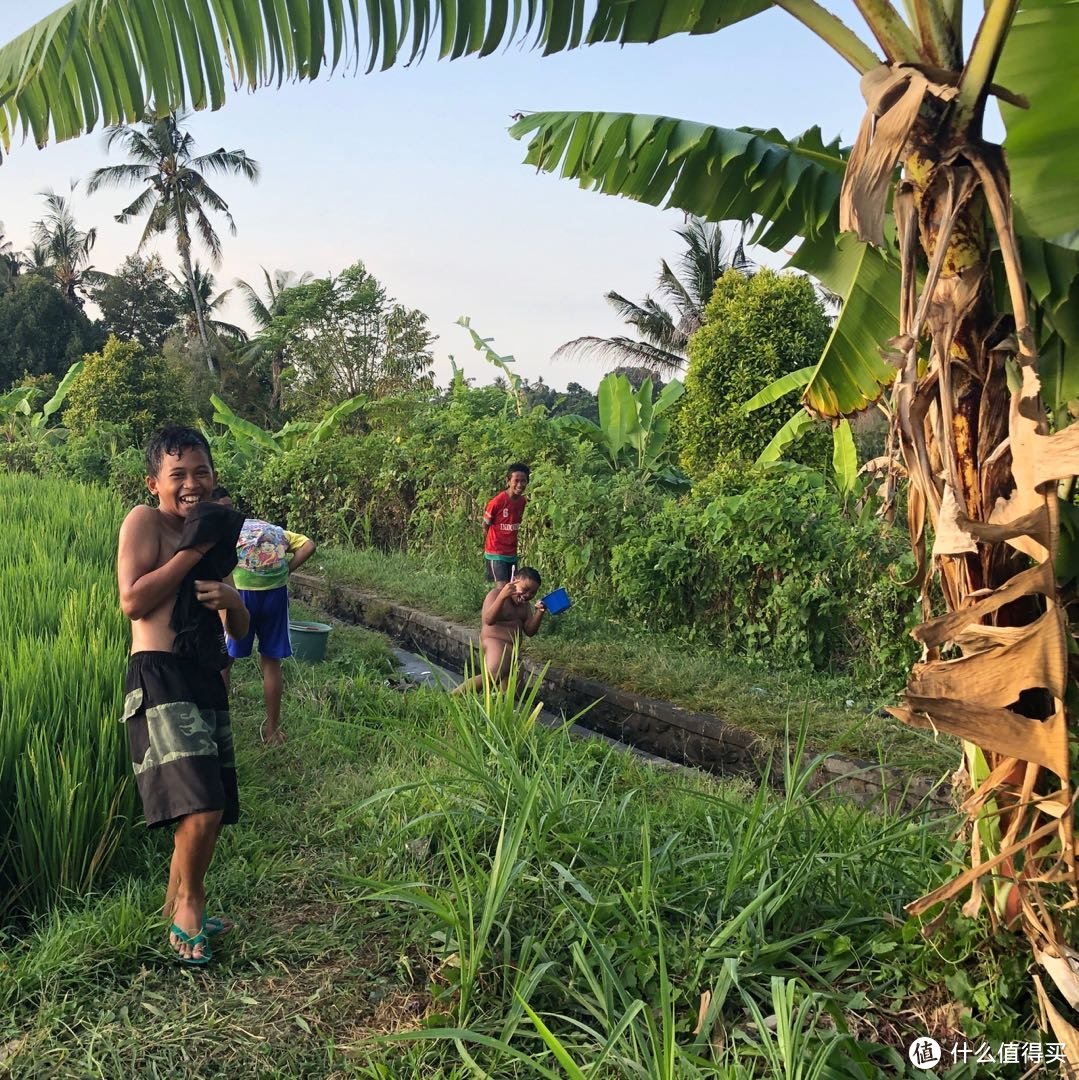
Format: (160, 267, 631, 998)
(0, 3, 876, 389)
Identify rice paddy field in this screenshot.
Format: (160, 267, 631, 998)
(0, 474, 135, 918)
(0, 474, 1038, 1077)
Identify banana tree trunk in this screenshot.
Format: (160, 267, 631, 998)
(841, 68, 1079, 1051)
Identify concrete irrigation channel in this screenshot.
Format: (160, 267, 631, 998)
(291, 572, 949, 812)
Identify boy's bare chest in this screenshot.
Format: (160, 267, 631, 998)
(494, 601, 527, 630)
(155, 517, 183, 569)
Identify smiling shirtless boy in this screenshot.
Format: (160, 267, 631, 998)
(116, 426, 249, 965)
(453, 566, 546, 694)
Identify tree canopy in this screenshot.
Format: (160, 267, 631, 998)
(90, 255, 180, 353)
(0, 275, 99, 390)
(256, 262, 436, 413)
(679, 270, 830, 475)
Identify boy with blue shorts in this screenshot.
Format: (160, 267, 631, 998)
(214, 489, 316, 746)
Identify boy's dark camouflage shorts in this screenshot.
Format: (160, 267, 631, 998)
(121, 651, 239, 828)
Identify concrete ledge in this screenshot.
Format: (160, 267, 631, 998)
(291, 573, 951, 812)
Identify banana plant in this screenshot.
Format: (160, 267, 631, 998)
(4, 0, 1079, 1052)
(456, 316, 527, 416)
(556, 372, 687, 485)
(209, 393, 366, 459)
(0, 360, 84, 443)
(743, 365, 861, 497)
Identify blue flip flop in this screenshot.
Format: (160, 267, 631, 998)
(170, 923, 212, 965)
(203, 915, 234, 939)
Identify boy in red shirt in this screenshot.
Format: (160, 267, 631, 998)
(483, 463, 529, 582)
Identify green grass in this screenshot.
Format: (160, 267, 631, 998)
(1, 615, 1027, 1078)
(312, 545, 956, 774)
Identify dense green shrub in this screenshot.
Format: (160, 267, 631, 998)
(0, 440, 37, 474)
(238, 433, 411, 549)
(64, 336, 195, 444)
(525, 465, 664, 598)
(227, 387, 591, 567)
(31, 425, 150, 507)
(678, 270, 830, 476)
(400, 390, 583, 565)
(609, 463, 916, 670)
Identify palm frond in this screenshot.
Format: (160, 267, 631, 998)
(86, 163, 153, 193)
(113, 187, 158, 224)
(191, 204, 225, 261)
(655, 258, 696, 316)
(235, 277, 273, 327)
(191, 148, 262, 182)
(553, 335, 685, 374)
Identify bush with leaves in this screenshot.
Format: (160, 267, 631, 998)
(64, 336, 195, 445)
(395, 385, 587, 567)
(678, 270, 830, 476)
(525, 464, 665, 600)
(224, 382, 592, 569)
(609, 463, 914, 670)
(236, 433, 409, 550)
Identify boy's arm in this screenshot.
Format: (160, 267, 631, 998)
(482, 494, 500, 530)
(195, 576, 251, 640)
(482, 583, 514, 626)
(286, 535, 317, 573)
(117, 506, 204, 621)
(524, 601, 546, 637)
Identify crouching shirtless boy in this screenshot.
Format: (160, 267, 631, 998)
(116, 426, 249, 965)
(453, 567, 546, 693)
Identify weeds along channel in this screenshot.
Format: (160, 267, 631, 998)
(311, 543, 955, 773)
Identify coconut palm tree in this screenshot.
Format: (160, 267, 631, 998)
(557, 217, 752, 373)
(0, 223, 18, 291)
(30, 189, 97, 306)
(234, 267, 315, 408)
(172, 262, 248, 353)
(2, 0, 1079, 1054)
(86, 111, 259, 373)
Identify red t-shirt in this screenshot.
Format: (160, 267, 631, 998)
(484, 491, 527, 558)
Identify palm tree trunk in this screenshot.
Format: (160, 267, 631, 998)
(270, 351, 284, 410)
(175, 222, 213, 375)
(887, 116, 1078, 1042)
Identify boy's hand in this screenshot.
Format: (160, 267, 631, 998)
(194, 580, 243, 611)
(535, 601, 546, 613)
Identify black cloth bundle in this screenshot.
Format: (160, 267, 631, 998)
(169, 501, 245, 671)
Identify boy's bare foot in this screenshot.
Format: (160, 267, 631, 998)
(260, 721, 286, 745)
(169, 897, 209, 963)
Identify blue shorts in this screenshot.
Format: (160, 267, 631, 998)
(226, 587, 292, 660)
